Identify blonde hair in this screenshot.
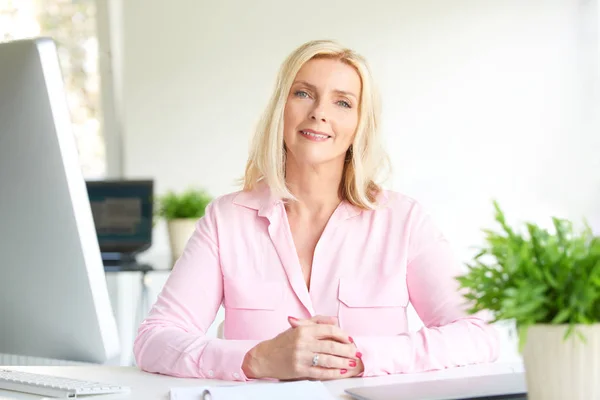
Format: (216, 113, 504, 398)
(242, 39, 390, 210)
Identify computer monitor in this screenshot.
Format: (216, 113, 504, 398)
(86, 180, 154, 256)
(0, 37, 120, 364)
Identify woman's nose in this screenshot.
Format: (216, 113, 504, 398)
(310, 104, 327, 122)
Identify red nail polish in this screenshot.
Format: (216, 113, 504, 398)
(356, 351, 362, 358)
(288, 316, 298, 321)
(349, 336, 354, 343)
(341, 369, 348, 374)
(349, 360, 357, 367)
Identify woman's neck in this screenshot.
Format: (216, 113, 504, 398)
(284, 161, 344, 218)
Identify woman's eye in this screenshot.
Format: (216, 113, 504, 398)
(337, 100, 351, 108)
(294, 90, 309, 98)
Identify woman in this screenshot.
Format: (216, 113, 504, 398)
(133, 39, 499, 382)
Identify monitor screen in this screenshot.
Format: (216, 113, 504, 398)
(86, 180, 153, 254)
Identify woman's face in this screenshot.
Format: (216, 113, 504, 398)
(283, 58, 361, 168)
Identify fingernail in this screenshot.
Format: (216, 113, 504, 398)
(356, 352, 362, 358)
(288, 316, 298, 321)
(349, 360, 357, 367)
(349, 336, 354, 343)
(341, 369, 348, 374)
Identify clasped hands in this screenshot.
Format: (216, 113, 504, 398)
(242, 315, 364, 381)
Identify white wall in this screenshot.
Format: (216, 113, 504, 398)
(113, 0, 599, 363)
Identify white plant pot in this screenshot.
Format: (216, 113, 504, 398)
(166, 219, 197, 266)
(522, 323, 600, 400)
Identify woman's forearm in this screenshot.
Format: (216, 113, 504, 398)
(353, 316, 499, 377)
(134, 323, 260, 381)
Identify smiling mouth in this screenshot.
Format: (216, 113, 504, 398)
(299, 130, 331, 140)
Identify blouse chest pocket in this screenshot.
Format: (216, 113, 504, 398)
(337, 275, 409, 336)
(222, 278, 284, 340)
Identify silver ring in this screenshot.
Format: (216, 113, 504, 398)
(311, 354, 319, 367)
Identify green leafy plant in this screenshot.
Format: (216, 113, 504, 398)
(155, 188, 213, 220)
(456, 201, 600, 346)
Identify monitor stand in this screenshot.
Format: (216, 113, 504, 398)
(101, 252, 137, 266)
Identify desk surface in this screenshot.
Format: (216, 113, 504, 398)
(0, 361, 524, 400)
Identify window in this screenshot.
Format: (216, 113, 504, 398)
(0, 0, 105, 178)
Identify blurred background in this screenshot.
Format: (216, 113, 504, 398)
(1, 0, 598, 366)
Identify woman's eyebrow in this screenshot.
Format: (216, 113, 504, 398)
(333, 89, 357, 100)
(293, 80, 357, 100)
(293, 80, 317, 90)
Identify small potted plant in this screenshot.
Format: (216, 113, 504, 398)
(456, 201, 600, 400)
(156, 188, 213, 265)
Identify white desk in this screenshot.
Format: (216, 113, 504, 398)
(0, 361, 524, 400)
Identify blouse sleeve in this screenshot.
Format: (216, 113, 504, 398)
(133, 202, 259, 381)
(352, 202, 500, 377)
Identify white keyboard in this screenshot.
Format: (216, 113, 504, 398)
(0, 369, 131, 398)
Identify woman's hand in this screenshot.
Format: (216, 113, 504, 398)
(241, 316, 362, 380)
(289, 316, 364, 378)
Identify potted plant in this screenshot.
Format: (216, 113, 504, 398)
(456, 201, 600, 400)
(156, 188, 213, 265)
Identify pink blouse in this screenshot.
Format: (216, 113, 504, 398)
(133, 184, 499, 381)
